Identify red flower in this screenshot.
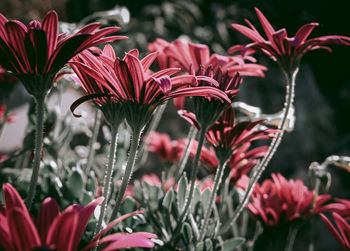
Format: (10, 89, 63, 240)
(321, 213, 350, 251)
(0, 11, 126, 96)
(230, 7, 350, 72)
(70, 45, 229, 131)
(248, 173, 331, 227)
(0, 183, 157, 251)
(228, 144, 268, 184)
(146, 132, 183, 163)
(323, 198, 350, 220)
(205, 107, 275, 162)
(146, 131, 219, 168)
(148, 38, 266, 77)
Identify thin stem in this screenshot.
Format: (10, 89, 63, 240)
(86, 109, 102, 173)
(138, 102, 167, 166)
(285, 225, 299, 251)
(223, 69, 297, 232)
(171, 127, 207, 238)
(174, 126, 197, 184)
(94, 126, 118, 236)
(25, 94, 46, 210)
(109, 128, 142, 221)
(198, 159, 227, 242)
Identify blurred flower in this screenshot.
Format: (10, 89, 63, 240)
(228, 144, 268, 184)
(0, 11, 126, 97)
(0, 65, 17, 99)
(248, 173, 331, 227)
(148, 38, 267, 77)
(230, 7, 350, 72)
(146, 132, 183, 163)
(147, 131, 218, 168)
(0, 183, 157, 251)
(320, 213, 350, 250)
(71, 45, 229, 132)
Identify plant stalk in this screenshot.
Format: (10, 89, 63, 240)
(94, 126, 118, 236)
(174, 126, 197, 184)
(172, 127, 207, 238)
(25, 93, 46, 210)
(109, 128, 142, 221)
(86, 109, 102, 173)
(223, 69, 297, 232)
(198, 159, 227, 242)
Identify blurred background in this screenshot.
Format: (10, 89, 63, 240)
(0, 0, 349, 249)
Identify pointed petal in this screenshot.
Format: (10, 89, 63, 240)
(231, 24, 265, 43)
(46, 210, 79, 251)
(3, 183, 28, 215)
(72, 197, 103, 251)
(293, 23, 319, 46)
(8, 208, 41, 251)
(141, 52, 158, 71)
(36, 198, 60, 243)
(100, 232, 157, 250)
(41, 10, 58, 57)
(102, 44, 116, 59)
(188, 43, 210, 72)
(320, 213, 347, 249)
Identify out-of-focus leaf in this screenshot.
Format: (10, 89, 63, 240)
(162, 188, 174, 211)
(221, 237, 245, 250)
(67, 169, 84, 198)
(177, 174, 188, 213)
(182, 222, 192, 244)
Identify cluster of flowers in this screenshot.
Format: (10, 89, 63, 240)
(0, 6, 349, 250)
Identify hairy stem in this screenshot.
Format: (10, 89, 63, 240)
(223, 69, 297, 232)
(94, 126, 118, 236)
(172, 127, 207, 238)
(198, 159, 227, 242)
(138, 102, 167, 166)
(25, 94, 46, 210)
(174, 126, 197, 184)
(109, 128, 142, 221)
(86, 109, 102, 173)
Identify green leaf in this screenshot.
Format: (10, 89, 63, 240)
(182, 222, 193, 244)
(221, 237, 245, 250)
(162, 188, 174, 211)
(201, 188, 211, 211)
(177, 174, 188, 213)
(67, 169, 84, 198)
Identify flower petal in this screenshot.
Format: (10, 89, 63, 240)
(8, 208, 41, 251)
(36, 198, 60, 243)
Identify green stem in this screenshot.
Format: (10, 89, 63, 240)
(174, 126, 197, 184)
(222, 69, 297, 233)
(109, 128, 142, 221)
(172, 127, 207, 238)
(25, 94, 46, 210)
(86, 109, 102, 173)
(138, 102, 167, 167)
(198, 159, 227, 242)
(285, 225, 299, 251)
(94, 126, 118, 236)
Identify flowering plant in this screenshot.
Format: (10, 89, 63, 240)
(0, 3, 349, 251)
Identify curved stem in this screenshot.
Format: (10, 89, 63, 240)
(223, 69, 297, 232)
(172, 127, 207, 238)
(109, 128, 142, 221)
(86, 109, 102, 173)
(25, 94, 46, 210)
(174, 126, 197, 184)
(198, 159, 227, 242)
(94, 126, 118, 236)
